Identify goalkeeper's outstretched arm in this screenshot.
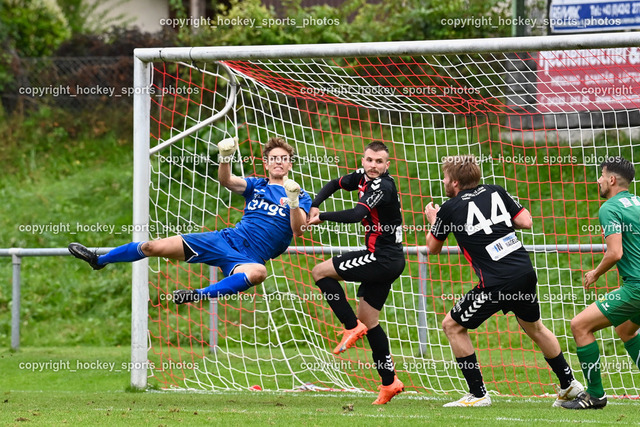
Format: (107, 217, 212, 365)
(217, 137, 247, 194)
(290, 205, 307, 237)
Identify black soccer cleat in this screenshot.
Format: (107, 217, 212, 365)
(68, 242, 105, 270)
(561, 391, 607, 410)
(173, 289, 204, 305)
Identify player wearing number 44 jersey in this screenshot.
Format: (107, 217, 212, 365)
(426, 155, 583, 408)
(308, 141, 405, 405)
(69, 137, 311, 302)
(562, 157, 640, 410)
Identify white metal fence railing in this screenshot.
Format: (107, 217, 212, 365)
(1, 244, 604, 351)
(0, 248, 112, 350)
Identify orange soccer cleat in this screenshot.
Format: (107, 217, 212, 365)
(372, 376, 404, 405)
(333, 320, 368, 354)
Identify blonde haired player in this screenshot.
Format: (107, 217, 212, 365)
(426, 155, 583, 407)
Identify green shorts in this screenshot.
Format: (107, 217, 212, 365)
(595, 281, 640, 327)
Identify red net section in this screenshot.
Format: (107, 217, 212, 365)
(145, 51, 640, 397)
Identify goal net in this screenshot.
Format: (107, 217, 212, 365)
(134, 35, 640, 398)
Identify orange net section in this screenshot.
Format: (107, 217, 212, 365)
(144, 51, 640, 397)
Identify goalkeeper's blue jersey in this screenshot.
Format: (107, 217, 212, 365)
(232, 177, 311, 262)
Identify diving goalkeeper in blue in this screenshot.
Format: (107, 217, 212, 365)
(69, 137, 311, 304)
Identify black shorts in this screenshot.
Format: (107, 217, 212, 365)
(332, 248, 405, 310)
(450, 270, 540, 329)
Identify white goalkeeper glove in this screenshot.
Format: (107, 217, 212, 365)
(283, 179, 301, 209)
(217, 137, 238, 163)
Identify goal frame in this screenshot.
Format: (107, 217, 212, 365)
(131, 31, 640, 389)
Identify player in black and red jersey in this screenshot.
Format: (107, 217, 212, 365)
(425, 155, 583, 407)
(308, 141, 405, 405)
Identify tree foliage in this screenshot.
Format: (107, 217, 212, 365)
(0, 0, 71, 92)
(177, 0, 512, 47)
(0, 0, 71, 57)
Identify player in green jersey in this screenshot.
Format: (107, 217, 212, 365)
(563, 156, 640, 410)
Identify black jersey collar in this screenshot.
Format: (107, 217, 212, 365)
(364, 170, 390, 181)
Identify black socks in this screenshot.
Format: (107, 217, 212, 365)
(545, 351, 574, 389)
(316, 277, 358, 329)
(367, 324, 395, 386)
(457, 353, 486, 398)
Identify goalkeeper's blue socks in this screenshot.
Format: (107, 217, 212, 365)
(197, 273, 253, 298)
(97, 242, 146, 266)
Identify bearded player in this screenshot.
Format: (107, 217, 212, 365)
(563, 156, 640, 410)
(308, 141, 405, 405)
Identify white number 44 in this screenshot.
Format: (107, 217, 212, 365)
(466, 192, 512, 235)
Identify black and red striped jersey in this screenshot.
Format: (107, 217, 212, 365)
(430, 184, 533, 287)
(337, 169, 403, 253)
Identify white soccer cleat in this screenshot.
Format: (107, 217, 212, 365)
(283, 178, 301, 208)
(443, 393, 492, 407)
(553, 379, 584, 407)
(217, 136, 238, 162)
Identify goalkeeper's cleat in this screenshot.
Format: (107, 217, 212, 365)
(553, 379, 584, 407)
(68, 243, 105, 270)
(443, 393, 492, 407)
(173, 289, 203, 305)
(561, 391, 607, 410)
(372, 376, 404, 405)
(333, 320, 368, 354)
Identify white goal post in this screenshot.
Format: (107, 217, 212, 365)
(131, 32, 640, 395)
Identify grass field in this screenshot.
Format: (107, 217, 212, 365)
(1, 72, 640, 425)
(1, 346, 638, 426)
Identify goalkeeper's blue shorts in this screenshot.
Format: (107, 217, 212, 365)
(181, 229, 263, 277)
